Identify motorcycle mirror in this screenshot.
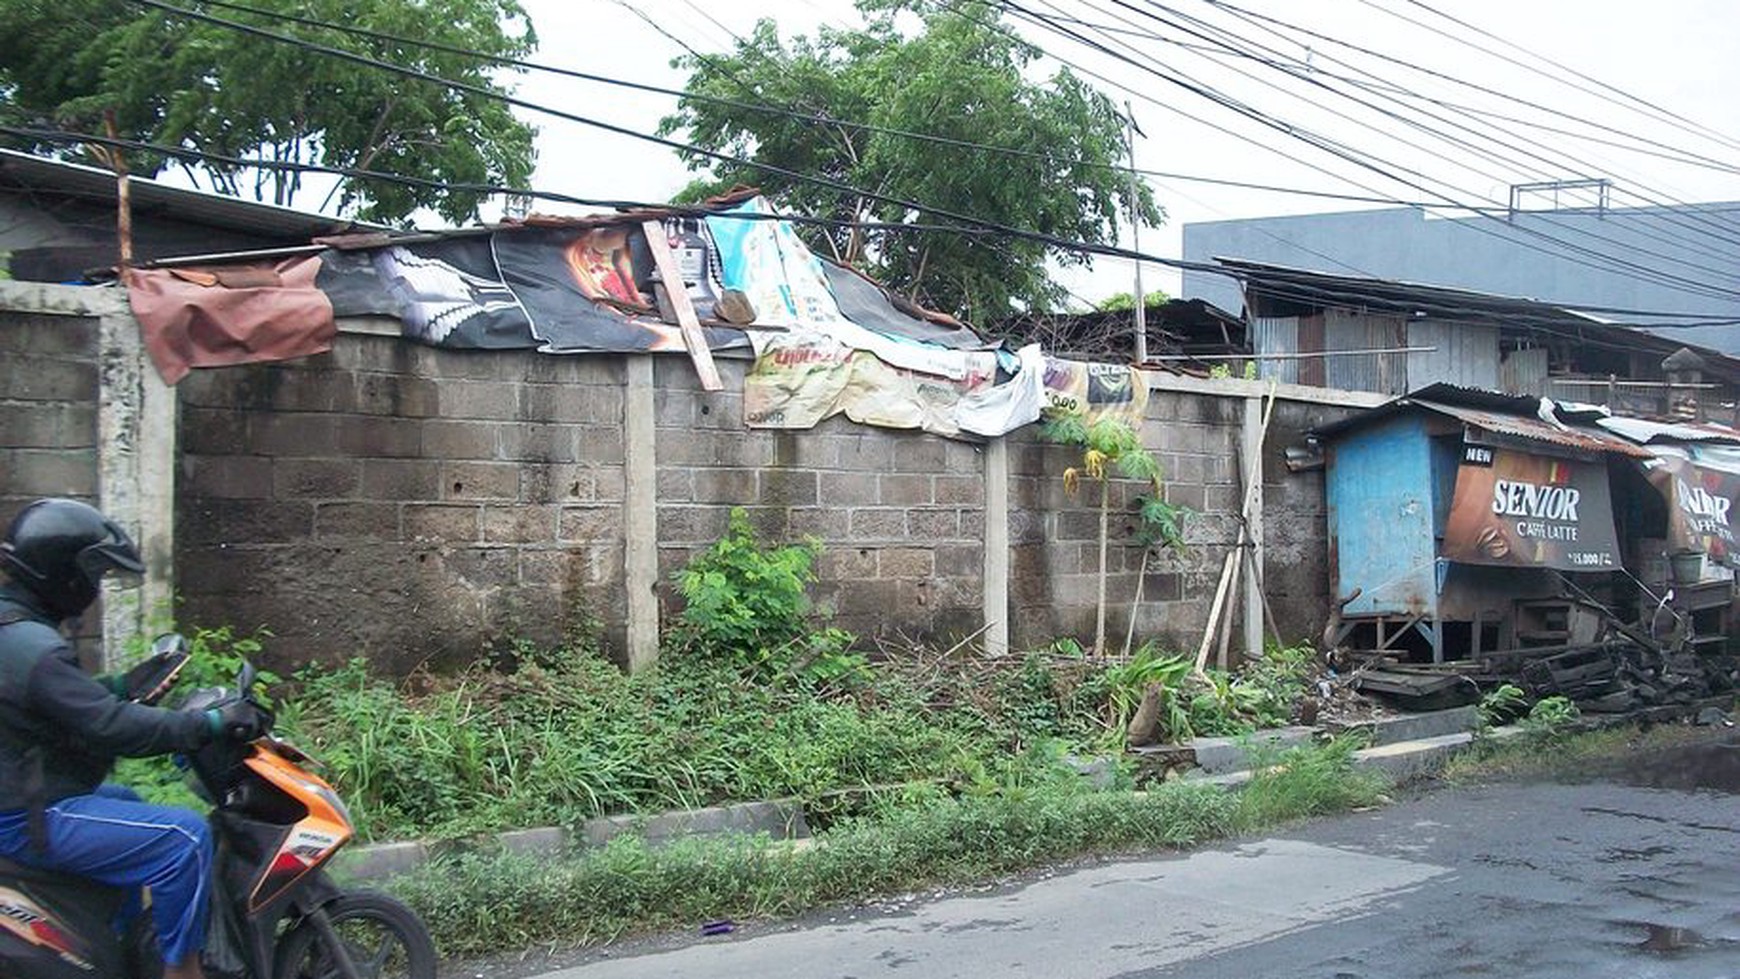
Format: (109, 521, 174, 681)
(238, 660, 258, 697)
(150, 633, 190, 658)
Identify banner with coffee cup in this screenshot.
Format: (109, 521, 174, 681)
(1441, 444, 1620, 570)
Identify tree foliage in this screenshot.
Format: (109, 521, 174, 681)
(1096, 289, 1171, 312)
(0, 0, 538, 224)
(659, 0, 1162, 326)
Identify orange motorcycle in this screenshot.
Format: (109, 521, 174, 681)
(0, 636, 435, 979)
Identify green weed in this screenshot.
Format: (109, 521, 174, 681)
(389, 738, 1383, 959)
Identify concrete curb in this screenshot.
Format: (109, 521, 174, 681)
(337, 799, 810, 881)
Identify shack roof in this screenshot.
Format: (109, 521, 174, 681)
(1595, 415, 1740, 446)
(1315, 382, 1653, 458)
(1217, 256, 1740, 373)
(0, 148, 379, 242)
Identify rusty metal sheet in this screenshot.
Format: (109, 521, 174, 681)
(1597, 416, 1740, 445)
(1414, 400, 1653, 457)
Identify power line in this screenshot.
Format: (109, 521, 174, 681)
(17, 122, 1740, 333)
(1199, 0, 1740, 180)
(1383, 0, 1740, 155)
(1103, 0, 1740, 267)
(990, 0, 1740, 305)
(1182, 0, 1740, 257)
(98, 0, 1740, 316)
(181, 0, 1446, 211)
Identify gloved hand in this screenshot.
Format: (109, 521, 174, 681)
(206, 700, 272, 743)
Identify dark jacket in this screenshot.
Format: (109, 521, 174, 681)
(0, 583, 210, 806)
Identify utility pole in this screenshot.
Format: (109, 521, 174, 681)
(1125, 101, 1147, 366)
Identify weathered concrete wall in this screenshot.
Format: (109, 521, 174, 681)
(0, 312, 99, 511)
(3, 291, 1377, 673)
(1, 285, 177, 659)
(650, 358, 990, 644)
(174, 331, 630, 673)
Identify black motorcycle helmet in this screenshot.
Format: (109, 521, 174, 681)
(0, 498, 145, 620)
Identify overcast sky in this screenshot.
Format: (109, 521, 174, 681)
(499, 0, 1740, 306)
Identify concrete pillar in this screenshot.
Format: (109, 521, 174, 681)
(2, 283, 173, 669)
(623, 355, 660, 672)
(1241, 394, 1266, 659)
(982, 437, 1010, 654)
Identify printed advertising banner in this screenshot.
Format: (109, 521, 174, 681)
(1643, 451, 1740, 568)
(1441, 444, 1620, 570)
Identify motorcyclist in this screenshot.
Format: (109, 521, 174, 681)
(0, 498, 269, 979)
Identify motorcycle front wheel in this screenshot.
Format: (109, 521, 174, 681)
(272, 891, 436, 979)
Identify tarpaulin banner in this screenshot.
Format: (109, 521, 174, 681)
(743, 332, 997, 438)
(1442, 444, 1620, 570)
(128, 196, 1006, 393)
(318, 237, 535, 349)
(491, 223, 746, 354)
(1642, 448, 1740, 567)
(1041, 357, 1149, 428)
(706, 197, 850, 330)
(127, 257, 337, 385)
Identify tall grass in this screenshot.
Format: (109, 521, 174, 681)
(281, 655, 990, 840)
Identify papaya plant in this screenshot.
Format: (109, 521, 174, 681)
(1041, 412, 1189, 656)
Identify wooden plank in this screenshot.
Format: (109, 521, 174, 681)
(1195, 549, 1238, 674)
(639, 219, 723, 391)
(1136, 368, 1388, 410)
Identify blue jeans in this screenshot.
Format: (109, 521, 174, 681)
(0, 784, 212, 966)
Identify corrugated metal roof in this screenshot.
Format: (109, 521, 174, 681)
(1597, 416, 1740, 445)
(1315, 383, 1653, 457)
(1411, 400, 1653, 457)
(0, 149, 384, 241)
(1217, 256, 1739, 371)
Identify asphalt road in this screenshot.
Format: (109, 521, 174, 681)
(500, 737, 1740, 979)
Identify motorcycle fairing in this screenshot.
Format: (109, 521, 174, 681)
(0, 875, 125, 978)
(236, 744, 353, 913)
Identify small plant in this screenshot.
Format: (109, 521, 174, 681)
(1521, 695, 1580, 738)
(1104, 642, 1194, 743)
(671, 507, 847, 682)
(1477, 683, 1529, 731)
(1185, 641, 1314, 736)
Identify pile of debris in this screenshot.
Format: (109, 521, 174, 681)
(1347, 639, 1739, 713)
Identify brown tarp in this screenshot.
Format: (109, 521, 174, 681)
(125, 256, 336, 385)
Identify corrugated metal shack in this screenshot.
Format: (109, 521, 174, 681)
(1318, 384, 1665, 662)
(1220, 257, 1740, 418)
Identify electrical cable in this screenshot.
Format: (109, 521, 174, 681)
(1169, 0, 1740, 257)
(1056, 0, 1740, 273)
(1379, 0, 1740, 155)
(82, 0, 1740, 320)
(181, 0, 1449, 210)
(988, 0, 1740, 304)
(1200, 0, 1740, 180)
(21, 120, 1740, 337)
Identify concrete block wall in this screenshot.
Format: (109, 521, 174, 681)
(3, 296, 1372, 673)
(1007, 389, 1253, 653)
(0, 313, 99, 512)
(175, 333, 629, 673)
(650, 358, 989, 644)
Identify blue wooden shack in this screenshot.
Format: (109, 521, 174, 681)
(1316, 384, 1656, 662)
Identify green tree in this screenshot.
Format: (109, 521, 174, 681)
(1096, 289, 1171, 312)
(659, 0, 1161, 326)
(0, 0, 537, 225)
